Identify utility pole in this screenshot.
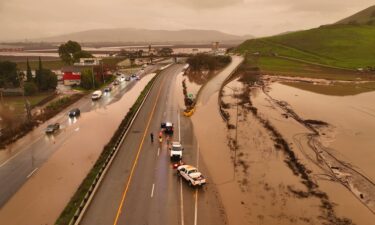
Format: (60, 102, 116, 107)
(91, 66, 95, 89)
(225, 86, 239, 171)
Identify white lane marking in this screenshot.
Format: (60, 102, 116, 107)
(194, 142, 200, 225)
(194, 189, 198, 225)
(27, 168, 38, 178)
(157, 147, 160, 156)
(151, 183, 155, 198)
(0, 136, 43, 168)
(196, 142, 200, 168)
(180, 177, 185, 225)
(178, 110, 181, 142)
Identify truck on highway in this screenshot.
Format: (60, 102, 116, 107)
(169, 142, 183, 160)
(161, 122, 174, 135)
(177, 165, 206, 187)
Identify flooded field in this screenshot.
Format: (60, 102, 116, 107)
(266, 82, 375, 181)
(250, 79, 375, 224)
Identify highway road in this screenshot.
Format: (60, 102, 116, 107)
(0, 64, 159, 208)
(80, 64, 227, 225)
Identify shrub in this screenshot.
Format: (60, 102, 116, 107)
(24, 82, 38, 96)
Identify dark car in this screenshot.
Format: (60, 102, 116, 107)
(45, 123, 60, 134)
(161, 122, 174, 135)
(131, 74, 136, 78)
(104, 86, 112, 92)
(69, 108, 80, 117)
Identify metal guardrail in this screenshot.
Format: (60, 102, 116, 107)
(68, 74, 160, 225)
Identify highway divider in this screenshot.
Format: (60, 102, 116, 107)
(55, 72, 161, 225)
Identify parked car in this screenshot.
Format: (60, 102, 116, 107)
(69, 108, 80, 117)
(125, 76, 131, 81)
(161, 122, 174, 135)
(113, 80, 120, 85)
(136, 75, 141, 80)
(104, 86, 112, 92)
(92, 90, 103, 100)
(131, 74, 136, 78)
(45, 123, 60, 134)
(119, 76, 126, 82)
(169, 142, 183, 160)
(177, 165, 206, 187)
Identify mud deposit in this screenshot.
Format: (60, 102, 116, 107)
(0, 74, 155, 225)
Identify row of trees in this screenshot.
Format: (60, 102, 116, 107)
(0, 58, 57, 96)
(24, 58, 58, 95)
(187, 54, 231, 72)
(0, 61, 19, 88)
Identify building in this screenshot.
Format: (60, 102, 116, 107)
(62, 58, 110, 86)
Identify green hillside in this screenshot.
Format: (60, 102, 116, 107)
(236, 25, 375, 70)
(336, 5, 375, 25)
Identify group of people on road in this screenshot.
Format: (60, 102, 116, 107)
(150, 131, 170, 144)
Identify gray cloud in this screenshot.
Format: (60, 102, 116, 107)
(173, 0, 244, 9)
(0, 0, 373, 41)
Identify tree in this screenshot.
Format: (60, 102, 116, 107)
(80, 69, 98, 89)
(36, 69, 57, 91)
(0, 61, 19, 88)
(24, 82, 38, 96)
(158, 47, 173, 56)
(34, 58, 58, 91)
(26, 58, 33, 82)
(58, 40, 94, 65)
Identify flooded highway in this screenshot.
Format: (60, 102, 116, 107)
(0, 66, 159, 224)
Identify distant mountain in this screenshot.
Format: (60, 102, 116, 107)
(34, 28, 253, 44)
(336, 5, 375, 25)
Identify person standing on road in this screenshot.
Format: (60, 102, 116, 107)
(150, 132, 154, 143)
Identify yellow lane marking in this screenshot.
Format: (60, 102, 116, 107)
(113, 75, 166, 225)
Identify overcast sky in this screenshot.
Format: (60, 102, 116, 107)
(0, 0, 373, 41)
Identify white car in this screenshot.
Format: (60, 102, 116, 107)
(170, 142, 183, 160)
(91, 90, 102, 100)
(177, 165, 206, 187)
(119, 76, 126, 82)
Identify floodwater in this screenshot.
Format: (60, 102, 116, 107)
(268, 83, 375, 182)
(251, 81, 375, 224)
(0, 74, 155, 225)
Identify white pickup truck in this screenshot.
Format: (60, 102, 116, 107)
(177, 165, 206, 187)
(169, 142, 183, 160)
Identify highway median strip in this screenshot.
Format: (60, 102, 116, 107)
(55, 72, 160, 225)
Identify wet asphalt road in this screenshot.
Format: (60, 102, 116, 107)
(80, 64, 226, 225)
(0, 65, 158, 209)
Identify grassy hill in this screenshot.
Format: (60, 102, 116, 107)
(336, 5, 375, 25)
(236, 24, 375, 70)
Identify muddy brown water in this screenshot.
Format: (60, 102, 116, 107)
(267, 83, 375, 182)
(0, 74, 155, 225)
(252, 81, 375, 224)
